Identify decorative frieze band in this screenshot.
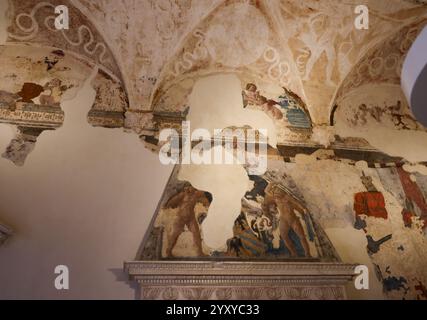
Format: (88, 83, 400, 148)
(139, 285, 348, 300)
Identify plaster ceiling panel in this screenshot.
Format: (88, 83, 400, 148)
(72, 0, 224, 110)
(6, 0, 123, 81)
(275, 0, 427, 124)
(3, 0, 427, 151)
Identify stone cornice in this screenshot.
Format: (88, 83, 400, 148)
(125, 261, 356, 280)
(124, 260, 357, 300)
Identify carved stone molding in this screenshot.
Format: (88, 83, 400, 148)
(124, 261, 356, 300)
(0, 104, 64, 129)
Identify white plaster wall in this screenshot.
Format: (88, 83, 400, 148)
(187, 74, 277, 147)
(178, 151, 250, 250)
(0, 72, 173, 299)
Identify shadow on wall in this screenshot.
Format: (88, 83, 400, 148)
(0, 68, 173, 299)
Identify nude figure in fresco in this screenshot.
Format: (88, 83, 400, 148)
(162, 185, 212, 257)
(262, 183, 311, 257)
(297, 9, 353, 85)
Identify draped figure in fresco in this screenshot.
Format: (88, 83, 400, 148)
(353, 173, 393, 254)
(262, 183, 312, 258)
(396, 167, 427, 229)
(162, 184, 212, 257)
(354, 173, 388, 220)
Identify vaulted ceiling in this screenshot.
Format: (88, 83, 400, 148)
(1, 0, 427, 162)
(71, 0, 427, 123)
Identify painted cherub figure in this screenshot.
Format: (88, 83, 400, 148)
(242, 83, 283, 120)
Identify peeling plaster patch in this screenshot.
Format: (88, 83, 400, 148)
(0, 124, 16, 156)
(0, 46, 128, 165)
(187, 74, 277, 147)
(8, 70, 98, 165)
(0, 46, 90, 97)
(2, 127, 44, 166)
(178, 147, 249, 250)
(0, 0, 9, 45)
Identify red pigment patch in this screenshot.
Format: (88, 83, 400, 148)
(17, 83, 44, 103)
(354, 192, 388, 219)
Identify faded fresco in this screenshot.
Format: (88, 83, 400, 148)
(242, 82, 312, 144)
(364, 167, 427, 299)
(0, 46, 127, 165)
(140, 162, 339, 261)
(242, 83, 311, 129)
(2, 0, 427, 301)
(139, 158, 427, 299)
(225, 173, 319, 259)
